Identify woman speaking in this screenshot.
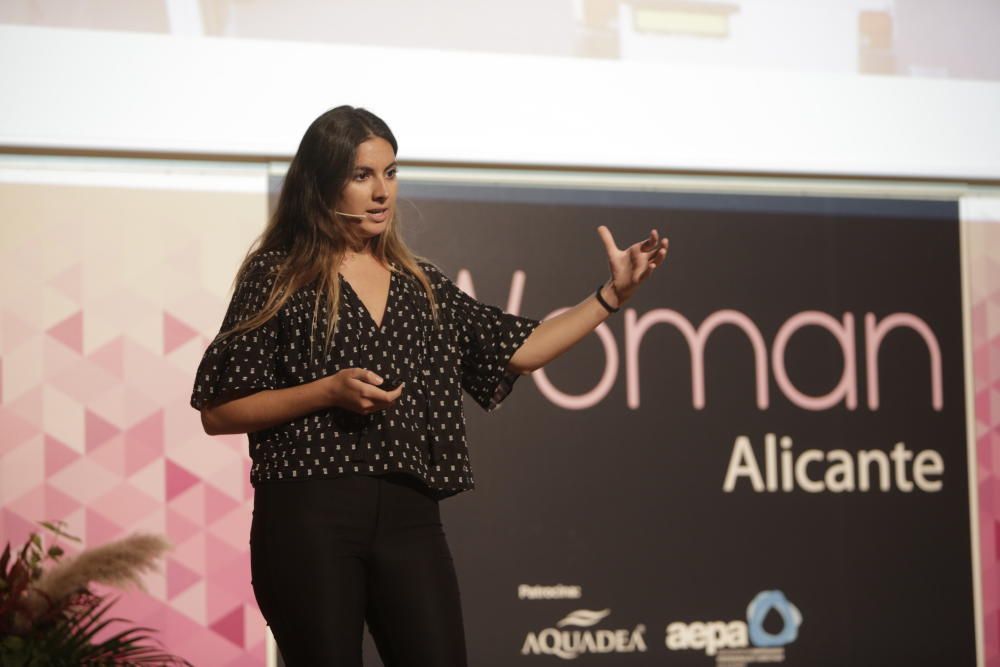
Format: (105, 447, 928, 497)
(190, 105, 668, 666)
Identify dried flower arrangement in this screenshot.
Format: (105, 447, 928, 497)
(0, 520, 192, 665)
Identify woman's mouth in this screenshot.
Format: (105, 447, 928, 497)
(366, 208, 389, 222)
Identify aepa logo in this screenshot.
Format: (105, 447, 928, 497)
(666, 590, 801, 665)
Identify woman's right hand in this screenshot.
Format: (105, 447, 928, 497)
(321, 368, 404, 415)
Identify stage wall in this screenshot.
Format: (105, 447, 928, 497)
(0, 159, 995, 666)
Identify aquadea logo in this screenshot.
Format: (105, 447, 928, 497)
(521, 608, 647, 659)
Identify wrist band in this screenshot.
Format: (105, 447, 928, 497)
(595, 284, 620, 314)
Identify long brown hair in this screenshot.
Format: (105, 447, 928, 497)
(215, 105, 439, 361)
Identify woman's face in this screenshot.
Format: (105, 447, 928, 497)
(336, 136, 398, 241)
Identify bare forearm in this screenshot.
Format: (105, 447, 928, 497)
(201, 380, 329, 435)
(507, 279, 619, 374)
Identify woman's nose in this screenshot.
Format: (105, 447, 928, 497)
(372, 177, 389, 201)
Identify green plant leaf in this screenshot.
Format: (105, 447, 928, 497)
(38, 520, 81, 543)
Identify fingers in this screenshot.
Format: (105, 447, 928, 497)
(372, 383, 405, 403)
(349, 376, 404, 414)
(597, 225, 619, 256)
(640, 229, 659, 251)
(634, 238, 669, 282)
(643, 244, 668, 276)
(354, 378, 404, 400)
(641, 239, 669, 274)
(351, 368, 384, 386)
(642, 233, 667, 255)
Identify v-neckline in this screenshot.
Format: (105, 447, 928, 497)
(339, 267, 394, 334)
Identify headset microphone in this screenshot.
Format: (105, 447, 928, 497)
(334, 211, 367, 219)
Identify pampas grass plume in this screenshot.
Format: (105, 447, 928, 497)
(34, 533, 172, 606)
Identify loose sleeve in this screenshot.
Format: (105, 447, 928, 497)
(190, 259, 281, 410)
(425, 263, 540, 412)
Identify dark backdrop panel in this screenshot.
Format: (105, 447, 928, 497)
(264, 173, 973, 667)
(390, 183, 973, 667)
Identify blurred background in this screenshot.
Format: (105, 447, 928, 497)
(1, 2, 998, 666)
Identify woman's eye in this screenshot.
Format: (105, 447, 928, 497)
(387, 169, 398, 179)
(353, 172, 367, 181)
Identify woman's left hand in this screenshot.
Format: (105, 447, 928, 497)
(596, 225, 669, 308)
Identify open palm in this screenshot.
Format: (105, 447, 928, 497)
(597, 225, 669, 306)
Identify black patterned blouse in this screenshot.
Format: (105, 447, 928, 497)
(190, 249, 540, 499)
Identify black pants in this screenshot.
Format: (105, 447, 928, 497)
(250, 473, 469, 666)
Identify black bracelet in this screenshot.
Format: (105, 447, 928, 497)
(595, 284, 620, 314)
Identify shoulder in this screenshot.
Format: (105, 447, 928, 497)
(248, 249, 287, 275)
(412, 260, 450, 289)
(415, 260, 457, 285)
(239, 249, 287, 286)
(227, 250, 288, 311)
(415, 259, 441, 276)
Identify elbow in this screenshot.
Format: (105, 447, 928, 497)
(506, 347, 540, 376)
(506, 358, 538, 376)
(200, 407, 221, 436)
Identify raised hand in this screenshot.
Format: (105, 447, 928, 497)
(596, 225, 669, 307)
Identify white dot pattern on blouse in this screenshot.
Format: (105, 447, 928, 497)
(190, 250, 540, 499)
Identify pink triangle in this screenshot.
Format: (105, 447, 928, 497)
(205, 533, 243, 576)
(44, 483, 80, 520)
(144, 601, 202, 656)
(206, 580, 245, 627)
(124, 410, 164, 475)
(85, 507, 122, 547)
(207, 505, 250, 551)
(172, 532, 207, 573)
(7, 486, 45, 521)
(209, 604, 245, 647)
(0, 509, 37, 547)
(90, 434, 127, 477)
(85, 409, 120, 453)
(166, 460, 201, 501)
(48, 264, 83, 302)
(88, 336, 125, 379)
(7, 386, 43, 430)
(2, 312, 38, 353)
(170, 483, 206, 527)
(205, 547, 251, 601)
(46, 311, 83, 354)
(167, 508, 202, 544)
(167, 557, 202, 599)
(164, 312, 200, 355)
(172, 579, 207, 625)
(0, 408, 39, 457)
(204, 484, 240, 525)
